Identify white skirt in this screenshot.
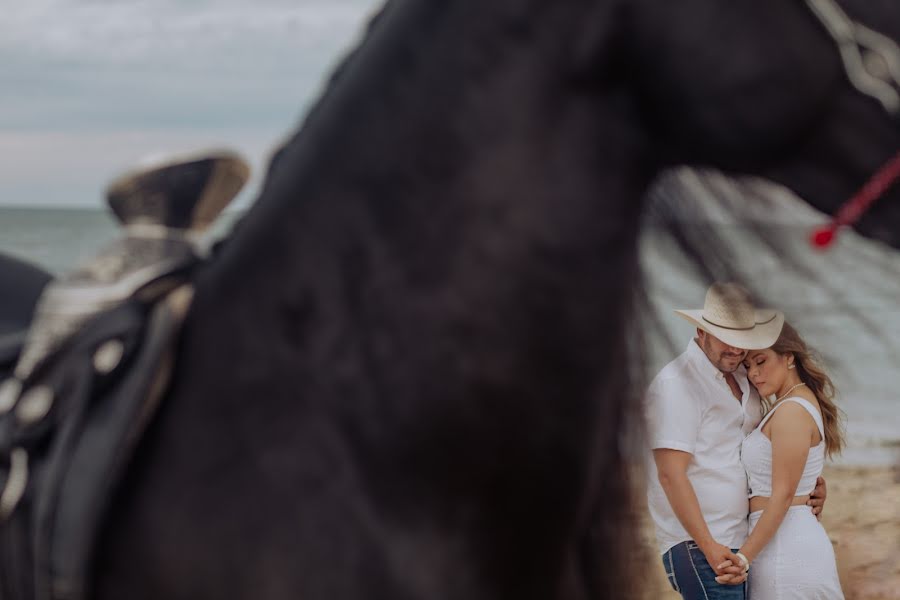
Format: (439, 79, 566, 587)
(748, 505, 844, 600)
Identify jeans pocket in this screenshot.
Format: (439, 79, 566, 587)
(662, 551, 680, 593)
(687, 545, 717, 579)
(666, 572, 679, 593)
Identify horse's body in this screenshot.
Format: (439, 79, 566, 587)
(5, 1, 898, 599)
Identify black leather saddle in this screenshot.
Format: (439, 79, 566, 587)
(0, 152, 250, 600)
(0, 255, 51, 379)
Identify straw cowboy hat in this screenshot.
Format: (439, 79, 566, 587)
(675, 283, 784, 350)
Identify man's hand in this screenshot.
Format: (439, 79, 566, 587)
(714, 561, 748, 586)
(808, 475, 827, 520)
(701, 542, 744, 578)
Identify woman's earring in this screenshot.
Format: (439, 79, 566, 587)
(788, 363, 796, 370)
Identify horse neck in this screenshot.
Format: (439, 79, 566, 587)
(191, 0, 656, 373)
(95, 2, 658, 596)
(108, 111, 654, 595)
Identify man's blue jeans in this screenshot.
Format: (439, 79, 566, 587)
(662, 541, 746, 600)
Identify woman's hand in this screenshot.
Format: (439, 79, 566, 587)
(702, 541, 746, 585)
(715, 551, 750, 585)
(701, 542, 743, 576)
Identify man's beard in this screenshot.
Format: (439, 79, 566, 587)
(718, 354, 743, 372)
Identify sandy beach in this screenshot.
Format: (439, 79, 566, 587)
(643, 464, 900, 600)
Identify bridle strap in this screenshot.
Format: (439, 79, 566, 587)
(805, 0, 900, 115)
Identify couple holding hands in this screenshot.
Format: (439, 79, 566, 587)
(647, 282, 845, 599)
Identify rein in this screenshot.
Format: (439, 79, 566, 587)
(811, 151, 900, 248)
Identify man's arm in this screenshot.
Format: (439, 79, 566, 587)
(653, 449, 744, 578)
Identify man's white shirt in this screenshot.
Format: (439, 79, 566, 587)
(645, 339, 764, 555)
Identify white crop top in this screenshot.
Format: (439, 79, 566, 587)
(741, 397, 825, 498)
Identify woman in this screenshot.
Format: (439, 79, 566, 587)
(728, 322, 845, 598)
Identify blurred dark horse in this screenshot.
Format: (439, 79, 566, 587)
(4, 0, 898, 598)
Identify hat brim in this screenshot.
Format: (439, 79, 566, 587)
(674, 308, 784, 350)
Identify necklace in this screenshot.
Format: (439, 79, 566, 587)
(775, 382, 806, 404)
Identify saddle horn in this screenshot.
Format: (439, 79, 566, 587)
(106, 150, 251, 232)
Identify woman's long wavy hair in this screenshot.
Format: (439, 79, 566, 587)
(768, 322, 846, 459)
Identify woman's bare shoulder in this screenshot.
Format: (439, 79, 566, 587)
(769, 391, 822, 442)
(792, 387, 821, 412)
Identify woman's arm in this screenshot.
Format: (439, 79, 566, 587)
(739, 403, 815, 564)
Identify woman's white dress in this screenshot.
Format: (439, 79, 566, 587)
(740, 397, 844, 600)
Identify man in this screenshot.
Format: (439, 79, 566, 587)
(645, 283, 826, 599)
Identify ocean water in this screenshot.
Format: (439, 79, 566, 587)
(0, 207, 239, 274)
(0, 198, 898, 466)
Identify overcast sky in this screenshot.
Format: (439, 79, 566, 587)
(0, 0, 382, 208)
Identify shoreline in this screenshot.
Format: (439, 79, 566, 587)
(642, 464, 900, 599)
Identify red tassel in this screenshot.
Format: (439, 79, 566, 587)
(810, 151, 900, 251)
(810, 226, 836, 249)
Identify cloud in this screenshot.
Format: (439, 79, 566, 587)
(0, 0, 383, 129)
(0, 0, 377, 65)
(0, 0, 383, 206)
